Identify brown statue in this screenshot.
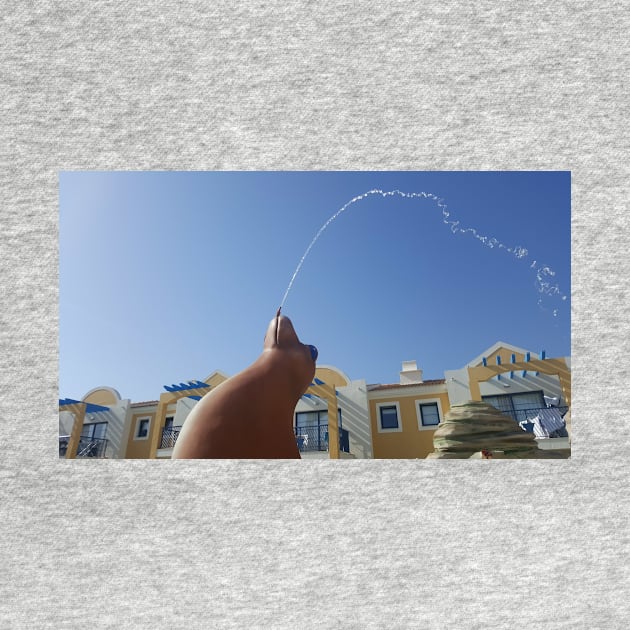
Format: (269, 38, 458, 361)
(172, 311, 317, 458)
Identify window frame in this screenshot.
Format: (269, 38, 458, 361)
(482, 390, 546, 423)
(81, 421, 108, 440)
(135, 417, 151, 440)
(415, 398, 443, 430)
(295, 409, 328, 428)
(376, 401, 403, 433)
(294, 409, 329, 452)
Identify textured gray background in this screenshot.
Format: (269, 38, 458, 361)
(1, 1, 629, 628)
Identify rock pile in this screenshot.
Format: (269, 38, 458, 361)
(426, 401, 565, 459)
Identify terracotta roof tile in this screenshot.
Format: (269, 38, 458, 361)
(367, 379, 446, 391)
(130, 400, 159, 407)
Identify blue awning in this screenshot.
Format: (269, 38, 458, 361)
(59, 398, 81, 406)
(164, 380, 210, 393)
(85, 403, 110, 413)
(59, 399, 110, 413)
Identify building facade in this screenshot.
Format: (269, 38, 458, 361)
(59, 341, 571, 459)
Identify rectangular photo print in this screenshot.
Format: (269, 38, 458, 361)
(59, 171, 570, 459)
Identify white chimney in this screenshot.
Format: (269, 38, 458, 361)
(400, 360, 424, 384)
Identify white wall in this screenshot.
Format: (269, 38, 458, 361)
(175, 397, 198, 427)
(59, 411, 75, 435)
(444, 367, 472, 405)
(106, 400, 131, 457)
(336, 380, 372, 459)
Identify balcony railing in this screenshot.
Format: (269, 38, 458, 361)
(158, 424, 350, 454)
(160, 427, 182, 449)
(59, 435, 108, 458)
(497, 406, 569, 438)
(294, 426, 350, 453)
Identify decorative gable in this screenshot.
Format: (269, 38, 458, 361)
(467, 341, 531, 367)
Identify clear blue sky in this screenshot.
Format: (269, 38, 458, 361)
(59, 171, 570, 402)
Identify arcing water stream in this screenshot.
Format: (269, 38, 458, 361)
(280, 189, 567, 315)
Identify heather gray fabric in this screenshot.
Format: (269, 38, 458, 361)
(2, 2, 629, 628)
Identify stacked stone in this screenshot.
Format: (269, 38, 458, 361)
(426, 401, 564, 459)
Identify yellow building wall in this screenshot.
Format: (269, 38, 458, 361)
(125, 410, 157, 458)
(145, 399, 181, 457)
(370, 391, 451, 459)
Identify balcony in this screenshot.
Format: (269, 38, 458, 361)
(294, 426, 350, 454)
(59, 435, 109, 458)
(158, 424, 350, 455)
(500, 406, 569, 438)
(160, 427, 182, 449)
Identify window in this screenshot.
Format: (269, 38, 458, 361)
(78, 422, 108, 457)
(136, 417, 150, 439)
(81, 422, 107, 440)
(380, 406, 399, 429)
(419, 402, 440, 427)
(164, 417, 174, 432)
(482, 391, 546, 424)
(296, 410, 327, 428)
(415, 398, 443, 430)
(295, 410, 328, 451)
(376, 402, 402, 432)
